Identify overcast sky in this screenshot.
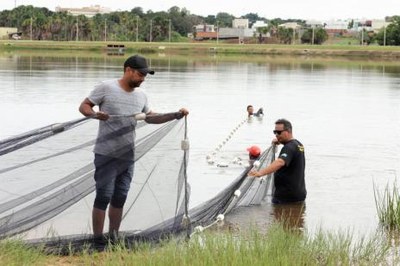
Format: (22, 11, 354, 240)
(1, 0, 399, 21)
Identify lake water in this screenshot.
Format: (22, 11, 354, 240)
(0, 52, 399, 237)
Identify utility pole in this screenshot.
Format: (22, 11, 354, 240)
(30, 17, 32, 40)
(216, 21, 219, 44)
(292, 28, 295, 45)
(383, 25, 386, 46)
(76, 18, 79, 42)
(150, 19, 152, 42)
(311, 26, 315, 45)
(168, 19, 171, 42)
(361, 27, 364, 46)
(299, 27, 302, 43)
(136, 16, 139, 42)
(104, 18, 107, 42)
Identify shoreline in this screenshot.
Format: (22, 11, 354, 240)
(2, 40, 400, 59)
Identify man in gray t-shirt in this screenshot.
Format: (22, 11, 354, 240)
(88, 79, 149, 160)
(79, 55, 188, 242)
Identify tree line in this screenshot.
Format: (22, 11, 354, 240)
(0, 5, 315, 43)
(1, 5, 399, 45)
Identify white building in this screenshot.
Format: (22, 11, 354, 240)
(371, 19, 391, 32)
(219, 28, 254, 38)
(251, 20, 268, 29)
(0, 27, 18, 40)
(55, 5, 111, 17)
(305, 20, 323, 27)
(194, 24, 216, 32)
(323, 20, 349, 30)
(279, 22, 301, 30)
(232, 18, 249, 29)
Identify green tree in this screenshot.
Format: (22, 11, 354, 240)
(375, 16, 400, 45)
(130, 7, 144, 17)
(167, 6, 200, 38)
(301, 27, 328, 44)
(265, 20, 279, 37)
(348, 19, 354, 29)
(243, 13, 265, 27)
(50, 12, 68, 40)
(204, 15, 216, 25)
(90, 14, 105, 41)
(151, 12, 170, 41)
(268, 18, 285, 27)
(216, 12, 234, 27)
(277, 26, 294, 44)
(0, 4, 208, 42)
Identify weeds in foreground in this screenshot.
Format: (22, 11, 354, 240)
(0, 222, 395, 265)
(0, 239, 46, 265)
(374, 181, 400, 229)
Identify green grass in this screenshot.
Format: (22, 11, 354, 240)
(0, 223, 395, 265)
(374, 181, 400, 229)
(2, 40, 400, 59)
(0, 239, 47, 265)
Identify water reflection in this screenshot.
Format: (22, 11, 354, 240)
(272, 202, 305, 231)
(224, 199, 305, 233)
(2, 51, 400, 75)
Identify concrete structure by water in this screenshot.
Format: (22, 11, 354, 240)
(0, 27, 18, 40)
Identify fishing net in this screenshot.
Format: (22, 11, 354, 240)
(0, 115, 275, 254)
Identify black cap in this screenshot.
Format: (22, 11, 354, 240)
(124, 55, 155, 75)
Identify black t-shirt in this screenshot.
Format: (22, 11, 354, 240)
(273, 139, 306, 202)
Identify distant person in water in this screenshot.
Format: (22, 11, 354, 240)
(247, 105, 264, 118)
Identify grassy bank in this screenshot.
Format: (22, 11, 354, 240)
(2, 40, 400, 59)
(0, 223, 397, 265)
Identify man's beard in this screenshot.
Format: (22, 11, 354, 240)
(128, 79, 142, 88)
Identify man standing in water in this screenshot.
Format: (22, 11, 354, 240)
(79, 55, 188, 243)
(249, 119, 306, 204)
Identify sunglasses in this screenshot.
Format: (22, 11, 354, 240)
(273, 130, 287, 135)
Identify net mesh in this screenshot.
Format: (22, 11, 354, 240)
(0, 116, 275, 254)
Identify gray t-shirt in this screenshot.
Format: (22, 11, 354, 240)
(88, 79, 150, 160)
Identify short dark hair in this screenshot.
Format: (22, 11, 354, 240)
(247, 105, 253, 110)
(275, 118, 292, 133)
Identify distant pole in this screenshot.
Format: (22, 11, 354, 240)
(383, 25, 386, 46)
(76, 19, 79, 42)
(15, 0, 16, 8)
(104, 18, 107, 42)
(311, 26, 315, 45)
(299, 27, 301, 43)
(292, 28, 295, 45)
(361, 27, 364, 46)
(216, 21, 219, 44)
(150, 19, 152, 42)
(136, 16, 139, 42)
(30, 17, 32, 40)
(168, 19, 171, 42)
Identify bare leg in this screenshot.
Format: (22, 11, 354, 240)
(109, 205, 123, 237)
(92, 207, 106, 237)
